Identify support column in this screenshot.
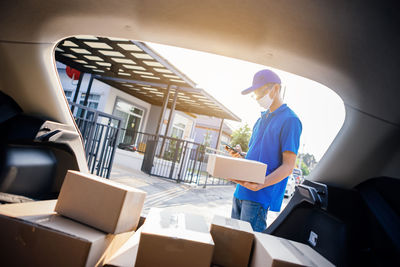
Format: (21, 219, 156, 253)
(160, 88, 178, 157)
(155, 84, 172, 136)
(71, 72, 84, 113)
(215, 118, 224, 150)
(83, 74, 94, 107)
(165, 89, 179, 137)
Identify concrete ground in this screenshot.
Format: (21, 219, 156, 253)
(110, 164, 289, 226)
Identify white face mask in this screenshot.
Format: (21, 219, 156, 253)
(257, 92, 274, 110)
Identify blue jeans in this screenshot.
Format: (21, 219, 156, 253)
(231, 196, 268, 232)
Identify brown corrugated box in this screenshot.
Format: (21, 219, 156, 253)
(250, 233, 335, 267)
(55, 170, 146, 234)
(0, 200, 135, 267)
(207, 154, 267, 184)
(210, 215, 254, 267)
(135, 208, 215, 267)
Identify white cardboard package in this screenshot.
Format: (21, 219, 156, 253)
(207, 154, 267, 184)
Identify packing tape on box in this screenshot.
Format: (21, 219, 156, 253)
(166, 214, 186, 253)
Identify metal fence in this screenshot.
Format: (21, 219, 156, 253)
(68, 102, 232, 186)
(134, 132, 233, 187)
(117, 129, 158, 153)
(70, 102, 121, 178)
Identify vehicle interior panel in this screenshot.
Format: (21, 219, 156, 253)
(267, 178, 400, 266)
(0, 91, 79, 202)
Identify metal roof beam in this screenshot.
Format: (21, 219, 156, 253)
(133, 41, 197, 88)
(96, 75, 240, 121)
(95, 75, 203, 93)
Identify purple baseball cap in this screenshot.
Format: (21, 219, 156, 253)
(241, 69, 281, 95)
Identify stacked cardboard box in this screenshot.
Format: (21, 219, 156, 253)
(135, 208, 215, 267)
(0, 200, 133, 266)
(104, 210, 220, 267)
(207, 154, 267, 184)
(0, 169, 335, 267)
(0, 170, 146, 267)
(55, 170, 147, 234)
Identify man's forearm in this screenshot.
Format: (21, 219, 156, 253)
(262, 163, 293, 188)
(232, 163, 294, 192)
(231, 151, 297, 192)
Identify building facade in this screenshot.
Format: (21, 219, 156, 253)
(193, 115, 233, 151)
(57, 62, 196, 146)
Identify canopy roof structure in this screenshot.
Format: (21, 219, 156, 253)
(55, 36, 241, 122)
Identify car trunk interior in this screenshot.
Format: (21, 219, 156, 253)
(0, 1, 399, 266)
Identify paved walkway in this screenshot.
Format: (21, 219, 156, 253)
(110, 164, 288, 226)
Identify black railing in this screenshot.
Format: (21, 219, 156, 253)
(69, 102, 121, 178)
(137, 133, 233, 187)
(117, 129, 157, 153)
(68, 102, 232, 186)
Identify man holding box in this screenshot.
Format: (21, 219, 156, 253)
(228, 69, 302, 232)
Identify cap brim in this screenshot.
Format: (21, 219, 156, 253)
(241, 85, 259, 95)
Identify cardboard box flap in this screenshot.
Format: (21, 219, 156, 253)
(210, 215, 254, 267)
(212, 215, 253, 233)
(66, 170, 143, 192)
(24, 214, 107, 242)
(104, 228, 142, 267)
(142, 209, 214, 245)
(0, 199, 56, 217)
(0, 200, 104, 242)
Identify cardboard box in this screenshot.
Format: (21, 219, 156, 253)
(55, 170, 146, 234)
(207, 154, 267, 184)
(103, 227, 143, 267)
(0, 200, 135, 267)
(250, 233, 335, 267)
(135, 208, 215, 267)
(210, 215, 254, 267)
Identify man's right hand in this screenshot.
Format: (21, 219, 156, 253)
(230, 151, 242, 158)
(224, 145, 243, 158)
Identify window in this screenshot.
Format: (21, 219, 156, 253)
(73, 93, 101, 119)
(171, 123, 185, 139)
(79, 93, 100, 109)
(64, 90, 73, 102)
(113, 98, 144, 145)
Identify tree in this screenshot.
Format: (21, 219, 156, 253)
(302, 153, 317, 169)
(296, 152, 318, 176)
(230, 124, 252, 152)
(299, 161, 310, 176)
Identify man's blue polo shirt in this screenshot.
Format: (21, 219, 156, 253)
(234, 104, 302, 212)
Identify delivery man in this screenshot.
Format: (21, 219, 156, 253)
(228, 69, 302, 232)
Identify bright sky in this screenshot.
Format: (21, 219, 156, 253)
(148, 43, 345, 161)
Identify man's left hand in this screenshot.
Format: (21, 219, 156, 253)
(229, 179, 265, 191)
(242, 181, 265, 191)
